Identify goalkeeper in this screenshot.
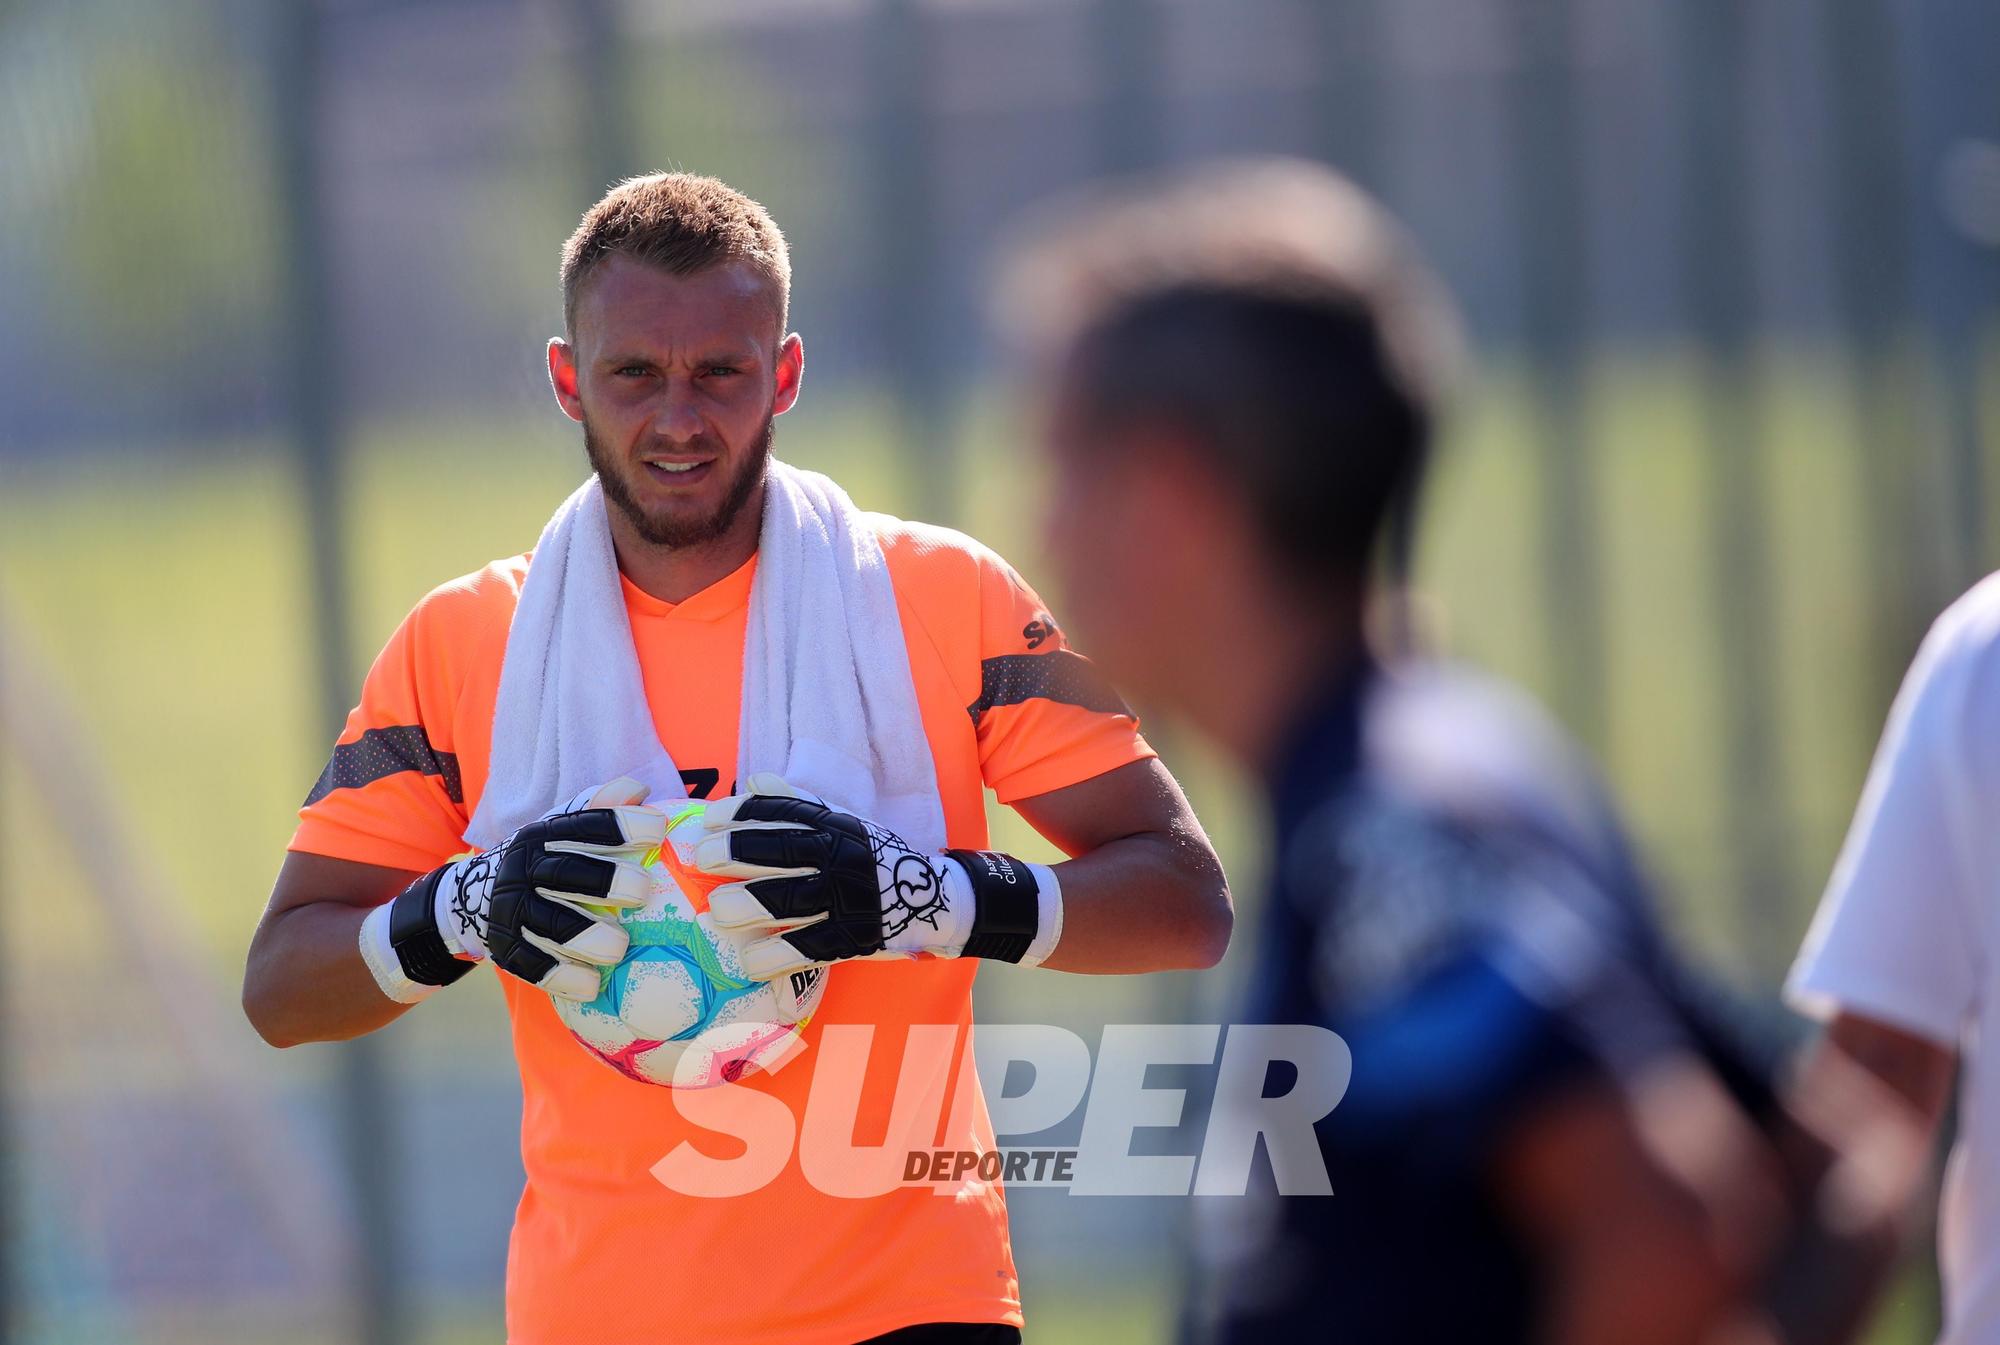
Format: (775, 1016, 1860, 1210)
(241, 172, 1230, 1345)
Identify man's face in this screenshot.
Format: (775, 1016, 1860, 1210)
(549, 254, 803, 548)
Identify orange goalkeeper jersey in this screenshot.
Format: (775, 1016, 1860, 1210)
(289, 509, 1153, 1345)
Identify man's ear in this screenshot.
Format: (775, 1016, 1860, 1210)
(772, 332, 805, 417)
(548, 337, 584, 423)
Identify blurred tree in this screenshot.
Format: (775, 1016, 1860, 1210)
(49, 18, 276, 391)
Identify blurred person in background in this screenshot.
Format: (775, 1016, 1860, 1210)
(242, 171, 1230, 1345)
(1789, 573, 2000, 1345)
(999, 157, 1926, 1345)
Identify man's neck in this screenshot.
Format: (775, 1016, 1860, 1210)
(607, 477, 766, 605)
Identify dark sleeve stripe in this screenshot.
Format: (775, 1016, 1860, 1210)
(304, 724, 464, 807)
(968, 650, 1133, 725)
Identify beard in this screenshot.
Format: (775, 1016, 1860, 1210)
(583, 413, 774, 549)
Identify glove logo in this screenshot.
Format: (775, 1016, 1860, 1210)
(872, 824, 949, 940)
(449, 849, 499, 944)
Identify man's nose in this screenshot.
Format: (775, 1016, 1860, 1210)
(650, 384, 705, 443)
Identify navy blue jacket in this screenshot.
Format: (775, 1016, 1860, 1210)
(1189, 660, 1781, 1344)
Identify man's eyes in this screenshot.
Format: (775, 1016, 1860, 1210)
(607, 364, 742, 379)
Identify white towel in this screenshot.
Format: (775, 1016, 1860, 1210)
(463, 462, 947, 855)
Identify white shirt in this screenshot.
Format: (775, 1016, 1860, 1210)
(1789, 571, 2000, 1345)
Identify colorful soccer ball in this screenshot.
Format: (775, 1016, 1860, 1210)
(554, 801, 827, 1088)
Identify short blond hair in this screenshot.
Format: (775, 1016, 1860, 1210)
(560, 172, 791, 333)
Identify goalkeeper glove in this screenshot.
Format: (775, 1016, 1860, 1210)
(692, 774, 1064, 981)
(358, 777, 667, 1004)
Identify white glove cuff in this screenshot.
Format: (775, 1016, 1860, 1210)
(1019, 861, 1064, 968)
(359, 900, 440, 1005)
(933, 852, 1064, 965)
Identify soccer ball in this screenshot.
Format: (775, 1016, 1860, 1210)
(554, 801, 828, 1088)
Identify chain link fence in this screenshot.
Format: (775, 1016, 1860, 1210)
(1, 0, 1995, 1340)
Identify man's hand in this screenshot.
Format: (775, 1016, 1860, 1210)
(692, 774, 1061, 980)
(358, 777, 667, 1003)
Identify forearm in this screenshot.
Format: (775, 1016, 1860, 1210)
(243, 900, 415, 1048)
(247, 783, 662, 1046)
(1745, 1188, 1900, 1345)
(1746, 1021, 1951, 1344)
(1035, 829, 1232, 974)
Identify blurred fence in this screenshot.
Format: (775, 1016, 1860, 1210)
(1, 0, 1997, 1341)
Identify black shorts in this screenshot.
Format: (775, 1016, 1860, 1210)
(857, 1325, 1023, 1345)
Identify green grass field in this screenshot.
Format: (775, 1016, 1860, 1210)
(1, 348, 1989, 1342)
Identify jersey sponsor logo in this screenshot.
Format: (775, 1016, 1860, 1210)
(679, 767, 723, 798)
(1023, 615, 1058, 650)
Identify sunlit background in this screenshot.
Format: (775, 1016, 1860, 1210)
(2, 0, 1997, 1341)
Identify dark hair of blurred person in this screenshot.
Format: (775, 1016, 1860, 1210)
(1000, 157, 1926, 1345)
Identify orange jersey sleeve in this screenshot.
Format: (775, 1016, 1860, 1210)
(877, 517, 1152, 805)
(288, 560, 522, 874)
(966, 544, 1154, 803)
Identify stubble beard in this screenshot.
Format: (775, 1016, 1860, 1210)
(583, 414, 774, 549)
